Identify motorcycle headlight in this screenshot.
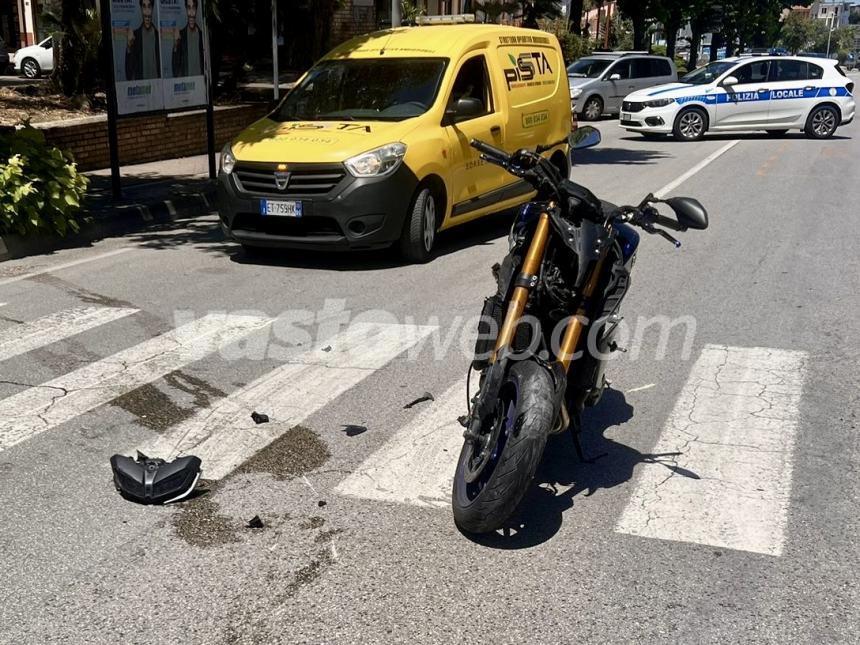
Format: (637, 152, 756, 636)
(571, 87, 583, 99)
(345, 143, 407, 178)
(220, 144, 236, 175)
(643, 98, 676, 108)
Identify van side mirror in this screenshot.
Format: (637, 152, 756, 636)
(722, 75, 739, 87)
(444, 97, 484, 125)
(665, 197, 708, 230)
(569, 126, 601, 151)
(608, 73, 621, 81)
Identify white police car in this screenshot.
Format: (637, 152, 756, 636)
(619, 56, 855, 141)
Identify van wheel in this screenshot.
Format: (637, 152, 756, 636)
(580, 96, 603, 121)
(805, 105, 839, 139)
(21, 58, 41, 79)
(673, 108, 707, 141)
(399, 185, 437, 264)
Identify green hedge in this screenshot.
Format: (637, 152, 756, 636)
(0, 125, 88, 237)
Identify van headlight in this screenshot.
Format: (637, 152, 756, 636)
(571, 87, 583, 99)
(643, 98, 676, 108)
(345, 143, 407, 178)
(220, 144, 236, 175)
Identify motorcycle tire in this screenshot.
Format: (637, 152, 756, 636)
(452, 359, 555, 534)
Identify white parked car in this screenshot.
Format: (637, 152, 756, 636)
(619, 55, 856, 140)
(13, 36, 54, 79)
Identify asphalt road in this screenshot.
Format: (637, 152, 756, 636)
(1, 116, 859, 644)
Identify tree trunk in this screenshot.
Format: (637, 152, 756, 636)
(568, 0, 584, 35)
(664, 6, 682, 60)
(687, 28, 701, 71)
(632, 13, 646, 50)
(709, 32, 722, 62)
(57, 0, 86, 97)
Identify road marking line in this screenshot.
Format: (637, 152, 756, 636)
(0, 314, 271, 454)
(654, 140, 740, 198)
(334, 378, 468, 508)
(615, 344, 807, 556)
(137, 322, 437, 481)
(0, 306, 138, 363)
(0, 248, 135, 288)
(627, 383, 656, 393)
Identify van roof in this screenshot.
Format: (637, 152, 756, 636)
(325, 25, 557, 60)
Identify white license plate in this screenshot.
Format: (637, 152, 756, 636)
(621, 112, 633, 121)
(260, 200, 302, 217)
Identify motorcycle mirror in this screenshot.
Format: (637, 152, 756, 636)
(665, 196, 709, 230)
(569, 126, 601, 151)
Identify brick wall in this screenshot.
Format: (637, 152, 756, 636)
(35, 104, 271, 172)
(332, 1, 378, 45)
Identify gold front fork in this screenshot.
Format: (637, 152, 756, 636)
(491, 211, 552, 362)
(557, 254, 606, 371)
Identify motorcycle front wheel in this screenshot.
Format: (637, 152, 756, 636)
(452, 359, 555, 534)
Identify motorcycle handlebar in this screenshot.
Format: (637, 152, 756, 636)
(470, 139, 510, 162)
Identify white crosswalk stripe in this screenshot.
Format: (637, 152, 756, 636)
(0, 313, 271, 454)
(136, 322, 437, 481)
(615, 345, 807, 556)
(334, 379, 467, 508)
(0, 306, 139, 363)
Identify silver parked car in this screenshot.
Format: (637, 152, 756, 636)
(568, 52, 678, 120)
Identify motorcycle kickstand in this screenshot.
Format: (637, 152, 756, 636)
(568, 412, 607, 464)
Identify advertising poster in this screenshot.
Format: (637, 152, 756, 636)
(159, 0, 209, 111)
(110, 0, 165, 115)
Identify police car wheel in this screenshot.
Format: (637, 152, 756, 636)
(805, 105, 839, 139)
(673, 108, 707, 141)
(22, 58, 40, 79)
(399, 186, 437, 264)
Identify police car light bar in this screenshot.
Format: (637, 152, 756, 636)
(416, 14, 477, 25)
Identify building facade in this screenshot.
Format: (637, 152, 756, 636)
(811, 0, 852, 27)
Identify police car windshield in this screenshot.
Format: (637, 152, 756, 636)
(681, 61, 738, 85)
(567, 58, 612, 78)
(272, 58, 448, 122)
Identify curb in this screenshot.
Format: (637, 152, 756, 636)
(0, 184, 216, 262)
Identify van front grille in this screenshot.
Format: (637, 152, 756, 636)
(234, 163, 347, 197)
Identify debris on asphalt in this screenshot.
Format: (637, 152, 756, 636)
(322, 345, 332, 352)
(251, 411, 270, 424)
(318, 500, 327, 508)
(458, 415, 469, 427)
(246, 515, 265, 529)
(110, 452, 202, 505)
(404, 392, 435, 409)
(342, 424, 368, 437)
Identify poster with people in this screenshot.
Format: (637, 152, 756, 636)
(110, 0, 165, 115)
(108, 0, 209, 115)
(159, 0, 209, 110)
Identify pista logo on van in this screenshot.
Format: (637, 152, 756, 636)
(504, 52, 554, 91)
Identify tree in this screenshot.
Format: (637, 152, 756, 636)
(53, 1, 101, 100)
(616, 0, 653, 50)
(568, 0, 584, 34)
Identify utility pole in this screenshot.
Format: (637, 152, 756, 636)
(272, 0, 279, 101)
(392, 0, 401, 27)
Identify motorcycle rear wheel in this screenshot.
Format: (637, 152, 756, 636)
(452, 359, 555, 534)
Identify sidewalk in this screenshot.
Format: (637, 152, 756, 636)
(0, 154, 217, 261)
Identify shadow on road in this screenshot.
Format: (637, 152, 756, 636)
(465, 388, 699, 550)
(573, 146, 672, 165)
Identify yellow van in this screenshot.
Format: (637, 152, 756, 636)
(217, 20, 571, 262)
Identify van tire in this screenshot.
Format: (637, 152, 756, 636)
(805, 105, 839, 139)
(580, 96, 603, 121)
(399, 185, 437, 264)
(672, 107, 708, 141)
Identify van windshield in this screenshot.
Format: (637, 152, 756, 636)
(680, 61, 737, 85)
(566, 58, 612, 78)
(272, 58, 448, 122)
